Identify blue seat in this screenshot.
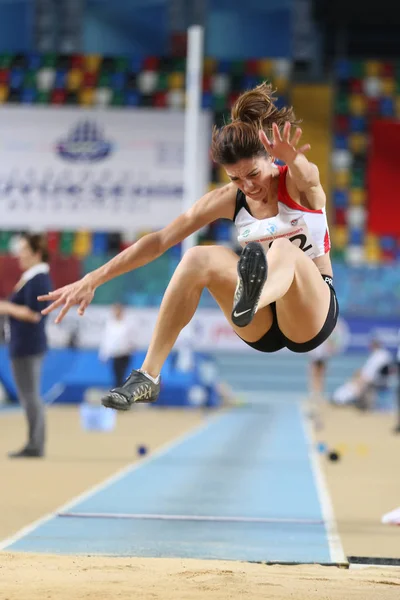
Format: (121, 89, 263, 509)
(10, 68, 24, 89)
(349, 116, 367, 132)
(125, 90, 140, 106)
(335, 59, 350, 80)
(333, 189, 349, 208)
(21, 88, 37, 104)
(380, 97, 395, 117)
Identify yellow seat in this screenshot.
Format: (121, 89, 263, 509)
(365, 232, 380, 248)
(258, 59, 273, 78)
(203, 57, 217, 75)
(332, 225, 348, 250)
(274, 75, 289, 94)
(0, 84, 8, 103)
(79, 88, 94, 106)
(365, 245, 382, 263)
(67, 69, 83, 91)
(381, 77, 395, 96)
(349, 188, 366, 205)
(365, 60, 381, 77)
(73, 231, 92, 258)
(349, 133, 367, 154)
(85, 54, 101, 73)
(349, 94, 367, 116)
(334, 170, 350, 188)
(168, 72, 184, 90)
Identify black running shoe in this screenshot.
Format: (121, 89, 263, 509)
(231, 242, 268, 328)
(101, 369, 160, 411)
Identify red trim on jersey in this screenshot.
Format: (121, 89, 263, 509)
(324, 228, 331, 253)
(277, 165, 323, 215)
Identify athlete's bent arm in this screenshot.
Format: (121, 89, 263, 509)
(38, 184, 236, 322)
(91, 184, 235, 287)
(259, 122, 326, 211)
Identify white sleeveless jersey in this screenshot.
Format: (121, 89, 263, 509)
(234, 166, 331, 259)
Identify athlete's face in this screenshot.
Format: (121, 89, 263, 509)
(224, 156, 275, 201)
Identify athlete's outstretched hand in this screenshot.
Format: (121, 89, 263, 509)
(259, 122, 311, 165)
(38, 276, 95, 324)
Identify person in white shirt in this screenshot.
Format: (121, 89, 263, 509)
(332, 337, 393, 410)
(99, 304, 135, 388)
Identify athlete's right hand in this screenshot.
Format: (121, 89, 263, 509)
(38, 276, 96, 324)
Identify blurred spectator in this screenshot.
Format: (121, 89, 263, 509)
(0, 234, 52, 458)
(307, 338, 336, 428)
(0, 315, 6, 344)
(395, 333, 400, 434)
(99, 303, 136, 387)
(308, 339, 336, 400)
(331, 337, 393, 411)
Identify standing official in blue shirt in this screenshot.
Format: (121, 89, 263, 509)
(0, 234, 52, 458)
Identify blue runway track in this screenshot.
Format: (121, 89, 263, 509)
(0, 394, 346, 565)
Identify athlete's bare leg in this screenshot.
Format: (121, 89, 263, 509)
(141, 246, 274, 377)
(256, 238, 331, 343)
(102, 242, 334, 410)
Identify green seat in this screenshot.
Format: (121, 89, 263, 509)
(351, 167, 365, 188)
(115, 57, 129, 72)
(42, 53, 57, 68)
(111, 91, 124, 106)
(172, 57, 186, 72)
(24, 71, 37, 87)
(0, 231, 12, 253)
(335, 92, 350, 115)
(35, 91, 50, 104)
(331, 248, 345, 261)
(231, 60, 245, 76)
(98, 72, 110, 87)
(213, 94, 228, 112)
(0, 54, 12, 69)
(59, 231, 75, 256)
(350, 60, 365, 78)
(157, 72, 168, 91)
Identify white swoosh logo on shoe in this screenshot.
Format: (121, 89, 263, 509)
(233, 308, 252, 318)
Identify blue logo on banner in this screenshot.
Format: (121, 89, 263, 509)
(57, 121, 112, 162)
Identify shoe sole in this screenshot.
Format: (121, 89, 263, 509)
(101, 395, 132, 411)
(101, 393, 158, 411)
(231, 242, 267, 328)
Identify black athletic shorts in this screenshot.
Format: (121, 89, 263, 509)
(239, 274, 339, 354)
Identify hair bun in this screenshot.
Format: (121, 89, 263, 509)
(231, 82, 276, 124)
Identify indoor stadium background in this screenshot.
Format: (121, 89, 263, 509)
(0, 3, 400, 592)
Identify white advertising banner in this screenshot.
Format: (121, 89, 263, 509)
(0, 106, 211, 231)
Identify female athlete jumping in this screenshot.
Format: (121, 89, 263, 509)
(39, 83, 338, 409)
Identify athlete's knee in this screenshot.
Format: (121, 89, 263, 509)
(179, 246, 214, 282)
(269, 237, 295, 257)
